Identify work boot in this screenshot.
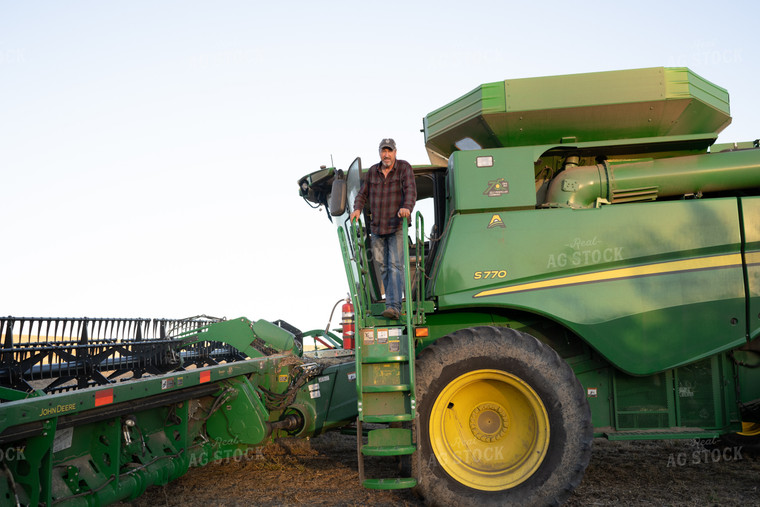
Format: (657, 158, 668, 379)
(382, 307, 400, 320)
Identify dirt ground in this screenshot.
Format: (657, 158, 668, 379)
(117, 432, 760, 506)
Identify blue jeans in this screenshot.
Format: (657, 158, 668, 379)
(371, 228, 404, 312)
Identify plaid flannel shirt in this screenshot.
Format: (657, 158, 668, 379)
(353, 159, 416, 235)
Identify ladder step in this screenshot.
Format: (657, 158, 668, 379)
(362, 355, 409, 363)
(362, 444, 416, 456)
(363, 384, 411, 393)
(367, 427, 413, 447)
(365, 313, 408, 325)
(362, 477, 417, 490)
(363, 414, 414, 423)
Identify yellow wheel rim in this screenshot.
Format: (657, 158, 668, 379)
(739, 421, 760, 437)
(429, 369, 550, 491)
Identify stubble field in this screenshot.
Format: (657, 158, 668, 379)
(119, 432, 759, 506)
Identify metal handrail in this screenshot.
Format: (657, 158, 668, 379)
(414, 212, 426, 325)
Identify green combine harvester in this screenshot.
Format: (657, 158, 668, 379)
(298, 67, 760, 505)
(2, 67, 759, 506)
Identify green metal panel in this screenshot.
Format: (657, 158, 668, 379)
(674, 356, 725, 428)
(433, 198, 747, 375)
(508, 67, 666, 111)
(664, 67, 731, 134)
(315, 362, 361, 432)
(613, 370, 674, 430)
(179, 317, 297, 358)
(736, 351, 760, 410)
(743, 196, 760, 340)
(575, 367, 613, 430)
(424, 67, 731, 159)
(252, 319, 297, 352)
(604, 430, 725, 441)
(424, 82, 506, 159)
(206, 376, 269, 445)
(606, 354, 736, 433)
(0, 362, 260, 435)
(447, 147, 538, 212)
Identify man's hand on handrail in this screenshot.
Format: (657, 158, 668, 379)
(350, 208, 409, 222)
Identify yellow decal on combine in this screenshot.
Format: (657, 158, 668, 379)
(483, 178, 509, 197)
(39, 403, 77, 417)
(475, 253, 743, 297)
(488, 215, 505, 229)
(474, 270, 507, 280)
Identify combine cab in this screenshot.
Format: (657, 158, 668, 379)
(299, 67, 760, 505)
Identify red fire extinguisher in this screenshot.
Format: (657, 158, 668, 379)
(342, 298, 355, 349)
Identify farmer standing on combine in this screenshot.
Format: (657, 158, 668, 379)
(350, 138, 417, 320)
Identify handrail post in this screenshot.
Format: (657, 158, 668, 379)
(402, 217, 414, 337)
(414, 212, 425, 325)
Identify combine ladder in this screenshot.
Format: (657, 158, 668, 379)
(339, 217, 425, 490)
(355, 318, 416, 489)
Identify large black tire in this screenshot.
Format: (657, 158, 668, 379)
(412, 326, 592, 506)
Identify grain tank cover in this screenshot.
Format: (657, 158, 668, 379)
(424, 67, 731, 160)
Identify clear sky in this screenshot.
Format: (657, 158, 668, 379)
(2, 1, 758, 333)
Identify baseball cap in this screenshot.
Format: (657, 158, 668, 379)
(379, 138, 396, 151)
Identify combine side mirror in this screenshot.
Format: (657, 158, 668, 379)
(330, 169, 347, 216)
